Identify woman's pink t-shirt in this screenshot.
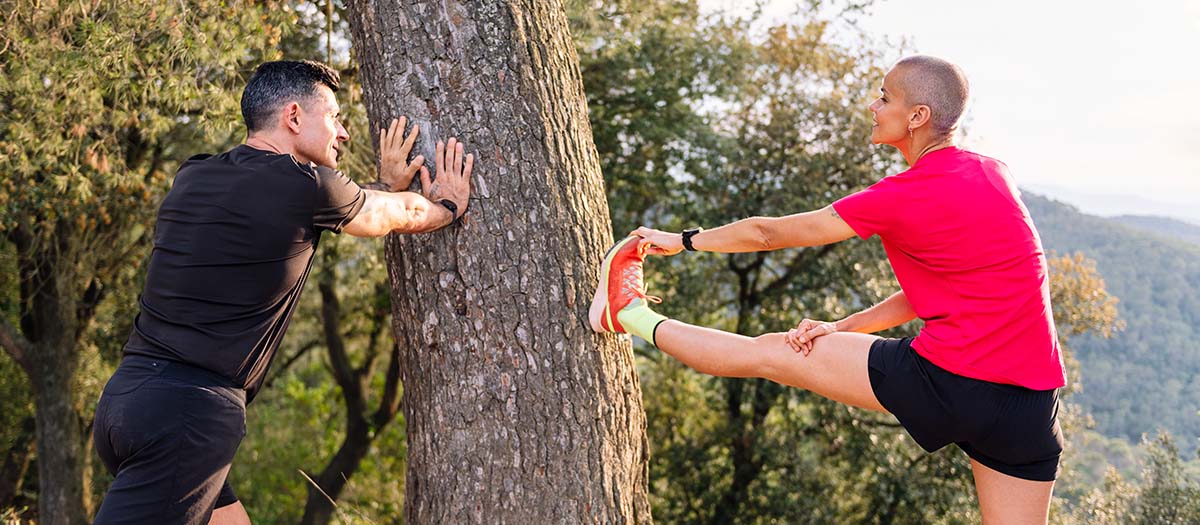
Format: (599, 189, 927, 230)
(832, 147, 1065, 390)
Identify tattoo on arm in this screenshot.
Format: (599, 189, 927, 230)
(830, 207, 840, 219)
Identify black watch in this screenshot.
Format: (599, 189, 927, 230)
(682, 227, 703, 251)
(438, 199, 460, 224)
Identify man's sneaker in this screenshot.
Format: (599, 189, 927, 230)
(589, 235, 660, 333)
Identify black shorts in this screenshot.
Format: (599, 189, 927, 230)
(93, 356, 246, 524)
(868, 337, 1063, 481)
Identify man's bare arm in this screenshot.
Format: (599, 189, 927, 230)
(342, 190, 454, 237)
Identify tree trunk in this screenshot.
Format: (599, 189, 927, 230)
(9, 228, 90, 525)
(300, 417, 375, 525)
(0, 415, 36, 508)
(29, 346, 86, 525)
(347, 0, 652, 522)
(711, 267, 782, 524)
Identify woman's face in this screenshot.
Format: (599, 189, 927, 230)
(868, 68, 912, 147)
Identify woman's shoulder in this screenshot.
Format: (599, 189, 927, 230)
(955, 148, 1010, 170)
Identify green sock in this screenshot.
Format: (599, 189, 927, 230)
(616, 298, 669, 347)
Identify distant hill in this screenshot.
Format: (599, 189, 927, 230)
(1113, 215, 1200, 246)
(1023, 192, 1200, 451)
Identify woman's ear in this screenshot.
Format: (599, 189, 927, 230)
(909, 104, 932, 130)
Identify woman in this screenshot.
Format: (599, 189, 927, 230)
(590, 55, 1064, 524)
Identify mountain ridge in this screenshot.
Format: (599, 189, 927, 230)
(1022, 191, 1200, 452)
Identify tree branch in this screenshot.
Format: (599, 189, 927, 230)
(75, 278, 105, 339)
(758, 244, 836, 300)
(318, 269, 366, 418)
(261, 340, 321, 391)
(0, 317, 30, 372)
(852, 413, 905, 429)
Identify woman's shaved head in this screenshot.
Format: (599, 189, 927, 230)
(892, 55, 970, 138)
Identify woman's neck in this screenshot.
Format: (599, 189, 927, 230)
(901, 134, 955, 166)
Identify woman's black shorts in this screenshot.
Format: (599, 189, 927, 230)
(868, 337, 1063, 482)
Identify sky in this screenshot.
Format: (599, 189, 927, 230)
(698, 0, 1200, 223)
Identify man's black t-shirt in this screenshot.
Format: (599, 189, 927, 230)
(124, 145, 365, 401)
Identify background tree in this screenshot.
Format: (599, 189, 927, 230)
(346, 0, 652, 521)
(0, 2, 288, 521)
(1070, 433, 1200, 525)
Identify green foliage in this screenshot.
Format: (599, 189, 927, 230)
(0, 245, 31, 462)
(1048, 252, 1123, 341)
(0, 0, 295, 516)
(1025, 193, 1200, 452)
(1069, 433, 1200, 524)
(0, 0, 289, 242)
(1114, 215, 1200, 246)
(568, 0, 758, 234)
(236, 368, 345, 524)
(0, 350, 33, 483)
(570, 0, 998, 522)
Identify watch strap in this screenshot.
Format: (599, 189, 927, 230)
(438, 199, 459, 224)
(682, 227, 703, 251)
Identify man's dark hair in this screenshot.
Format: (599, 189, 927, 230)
(241, 60, 341, 133)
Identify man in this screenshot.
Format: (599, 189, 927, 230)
(91, 60, 473, 524)
(592, 56, 1063, 524)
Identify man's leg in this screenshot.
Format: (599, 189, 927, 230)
(970, 459, 1054, 525)
(94, 375, 244, 524)
(653, 321, 886, 412)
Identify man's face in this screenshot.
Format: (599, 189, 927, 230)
(868, 68, 912, 147)
(295, 85, 349, 168)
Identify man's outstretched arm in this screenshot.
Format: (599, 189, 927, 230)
(343, 190, 454, 236)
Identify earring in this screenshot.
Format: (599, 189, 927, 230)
(908, 127, 913, 139)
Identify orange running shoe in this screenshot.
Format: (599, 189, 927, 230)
(589, 235, 661, 333)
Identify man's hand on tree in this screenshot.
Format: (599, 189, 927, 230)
(378, 116, 424, 191)
(422, 137, 473, 221)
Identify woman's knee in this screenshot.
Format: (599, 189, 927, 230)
(746, 333, 793, 379)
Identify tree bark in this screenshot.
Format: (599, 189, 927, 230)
(347, 0, 652, 522)
(28, 337, 87, 525)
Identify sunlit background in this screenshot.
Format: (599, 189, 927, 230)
(702, 0, 1200, 223)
